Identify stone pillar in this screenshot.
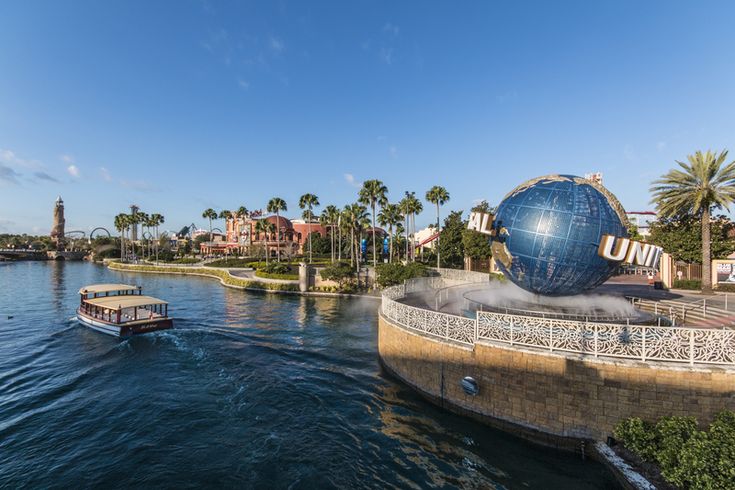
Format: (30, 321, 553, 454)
(299, 262, 314, 292)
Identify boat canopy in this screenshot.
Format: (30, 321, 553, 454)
(84, 295, 167, 309)
(78, 284, 140, 295)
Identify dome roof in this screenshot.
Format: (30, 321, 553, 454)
(266, 215, 293, 229)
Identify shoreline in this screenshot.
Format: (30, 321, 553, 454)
(107, 261, 381, 300)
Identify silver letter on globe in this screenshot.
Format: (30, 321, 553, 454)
(598, 235, 663, 269)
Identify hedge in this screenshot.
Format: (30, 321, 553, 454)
(255, 270, 299, 280)
(108, 262, 299, 292)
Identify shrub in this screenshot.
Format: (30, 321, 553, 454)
(320, 262, 355, 288)
(654, 416, 698, 484)
(673, 279, 701, 290)
(613, 417, 658, 461)
(208, 258, 253, 268)
(376, 262, 429, 287)
(675, 411, 735, 489)
(614, 411, 735, 489)
(259, 262, 291, 274)
(716, 283, 735, 293)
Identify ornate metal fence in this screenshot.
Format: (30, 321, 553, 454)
(382, 277, 735, 366)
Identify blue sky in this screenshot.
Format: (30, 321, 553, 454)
(2, 1, 735, 235)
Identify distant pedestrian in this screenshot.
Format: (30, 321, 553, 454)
(677, 270, 683, 282)
(647, 272, 655, 287)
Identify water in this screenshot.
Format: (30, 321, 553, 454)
(0, 262, 618, 488)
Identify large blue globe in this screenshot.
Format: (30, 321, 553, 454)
(492, 175, 628, 296)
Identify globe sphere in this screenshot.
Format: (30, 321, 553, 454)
(492, 175, 628, 296)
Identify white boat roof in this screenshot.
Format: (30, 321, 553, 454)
(84, 295, 168, 309)
(78, 284, 140, 295)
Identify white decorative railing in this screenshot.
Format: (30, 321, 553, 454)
(381, 276, 735, 366)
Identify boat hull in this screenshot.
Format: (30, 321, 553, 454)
(76, 310, 173, 338)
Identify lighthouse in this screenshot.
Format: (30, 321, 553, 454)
(50, 196, 66, 251)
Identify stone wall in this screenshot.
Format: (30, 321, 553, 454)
(379, 314, 735, 444)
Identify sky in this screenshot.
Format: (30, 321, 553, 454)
(2, 0, 735, 236)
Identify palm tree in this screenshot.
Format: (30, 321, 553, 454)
(651, 150, 735, 292)
(298, 193, 320, 263)
(378, 203, 402, 263)
(320, 205, 340, 263)
(399, 192, 423, 262)
(202, 208, 217, 240)
(358, 180, 388, 271)
(255, 218, 275, 265)
(426, 186, 450, 268)
(234, 206, 249, 253)
(114, 213, 127, 261)
(150, 213, 164, 263)
(344, 203, 369, 273)
(267, 197, 288, 262)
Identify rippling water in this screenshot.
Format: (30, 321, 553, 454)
(0, 262, 618, 488)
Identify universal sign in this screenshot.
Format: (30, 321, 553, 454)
(467, 212, 663, 270)
(598, 235, 663, 270)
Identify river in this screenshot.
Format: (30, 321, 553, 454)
(0, 261, 618, 488)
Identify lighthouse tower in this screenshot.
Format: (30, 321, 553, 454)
(50, 196, 66, 251)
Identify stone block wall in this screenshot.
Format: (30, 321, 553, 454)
(379, 314, 735, 442)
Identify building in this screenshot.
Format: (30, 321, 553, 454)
(200, 213, 329, 258)
(626, 211, 656, 238)
(584, 172, 603, 185)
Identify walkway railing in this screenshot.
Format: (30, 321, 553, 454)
(382, 276, 735, 366)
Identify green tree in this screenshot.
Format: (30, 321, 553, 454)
(255, 218, 275, 265)
(358, 179, 388, 271)
(463, 201, 494, 262)
(320, 205, 340, 263)
(267, 197, 288, 262)
(150, 213, 165, 263)
(299, 193, 320, 263)
(426, 185, 450, 269)
(438, 210, 465, 268)
(648, 215, 735, 264)
(202, 208, 217, 240)
(399, 191, 423, 262)
(378, 203, 403, 263)
(651, 150, 735, 292)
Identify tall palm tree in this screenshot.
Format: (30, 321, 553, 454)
(202, 208, 217, 240)
(233, 206, 249, 253)
(358, 179, 388, 271)
(298, 193, 320, 263)
(114, 213, 127, 261)
(651, 150, 735, 292)
(399, 192, 423, 262)
(150, 213, 164, 263)
(344, 203, 369, 273)
(320, 205, 340, 263)
(426, 186, 450, 268)
(378, 203, 402, 263)
(255, 218, 275, 265)
(267, 197, 288, 262)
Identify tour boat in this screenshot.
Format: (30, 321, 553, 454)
(76, 284, 173, 338)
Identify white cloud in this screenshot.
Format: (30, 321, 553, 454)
(269, 36, 285, 54)
(383, 23, 400, 36)
(237, 78, 250, 90)
(380, 47, 393, 65)
(344, 173, 361, 188)
(389, 145, 398, 159)
(99, 167, 112, 182)
(67, 165, 80, 177)
(60, 154, 75, 164)
(656, 141, 667, 152)
(0, 148, 42, 170)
